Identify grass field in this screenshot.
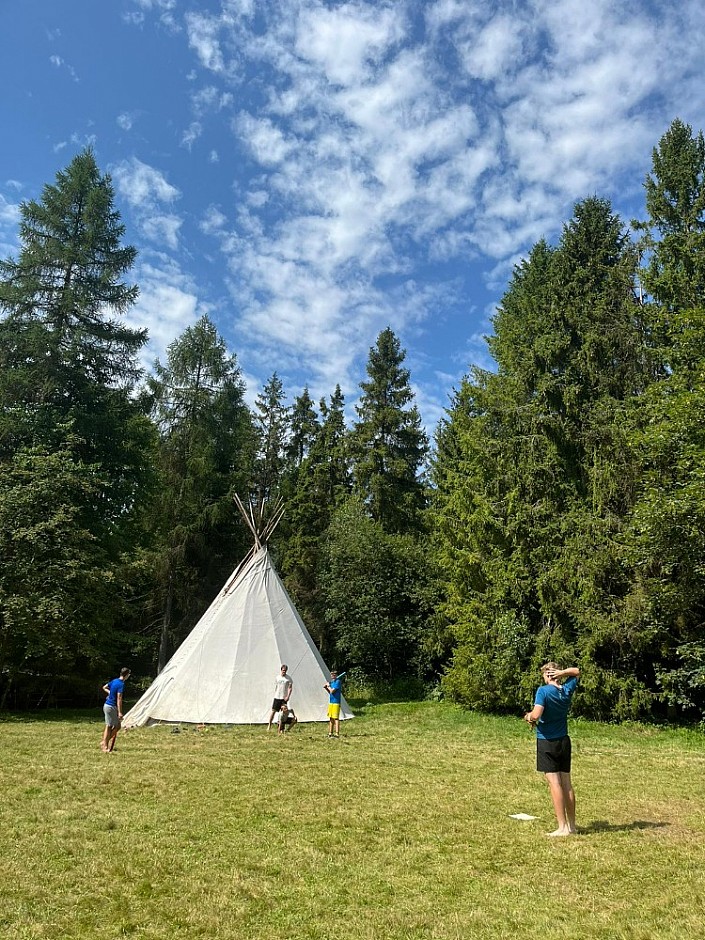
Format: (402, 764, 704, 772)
(1, 700, 704, 940)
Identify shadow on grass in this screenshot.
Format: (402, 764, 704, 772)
(345, 697, 374, 716)
(0, 708, 100, 724)
(581, 819, 668, 834)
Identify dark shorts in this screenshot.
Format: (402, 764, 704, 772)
(272, 698, 286, 711)
(537, 735, 572, 773)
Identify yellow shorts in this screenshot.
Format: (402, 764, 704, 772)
(327, 703, 341, 719)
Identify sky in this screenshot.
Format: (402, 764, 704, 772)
(2, 0, 705, 432)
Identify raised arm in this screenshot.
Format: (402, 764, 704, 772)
(549, 666, 580, 680)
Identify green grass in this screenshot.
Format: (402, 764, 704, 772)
(1, 701, 704, 939)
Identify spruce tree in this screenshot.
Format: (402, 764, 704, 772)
(351, 328, 428, 534)
(433, 199, 651, 716)
(252, 373, 289, 503)
(278, 386, 353, 658)
(144, 315, 255, 670)
(315, 385, 352, 504)
(630, 119, 705, 717)
(287, 387, 319, 468)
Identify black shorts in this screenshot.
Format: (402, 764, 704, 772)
(537, 735, 572, 773)
(272, 698, 286, 711)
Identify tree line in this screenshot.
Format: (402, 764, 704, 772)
(1, 119, 704, 722)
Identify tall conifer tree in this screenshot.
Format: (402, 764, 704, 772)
(144, 315, 255, 670)
(630, 119, 705, 716)
(351, 328, 428, 534)
(433, 199, 650, 716)
(253, 373, 289, 503)
(0, 149, 151, 702)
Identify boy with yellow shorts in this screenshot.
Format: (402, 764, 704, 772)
(324, 669, 343, 738)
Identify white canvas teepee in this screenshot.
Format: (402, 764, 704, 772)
(123, 499, 352, 727)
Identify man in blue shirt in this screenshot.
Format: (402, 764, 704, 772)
(524, 662, 580, 836)
(101, 667, 130, 753)
(324, 669, 344, 738)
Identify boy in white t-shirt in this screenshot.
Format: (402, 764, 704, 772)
(267, 664, 293, 730)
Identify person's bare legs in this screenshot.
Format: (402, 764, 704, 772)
(101, 724, 112, 751)
(545, 772, 572, 835)
(560, 772, 576, 832)
(333, 717, 340, 737)
(267, 709, 276, 730)
(107, 725, 120, 752)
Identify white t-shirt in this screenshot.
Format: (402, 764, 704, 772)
(274, 674, 293, 699)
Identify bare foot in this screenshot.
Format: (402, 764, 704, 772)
(547, 828, 574, 837)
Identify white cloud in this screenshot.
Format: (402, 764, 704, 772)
(117, 112, 135, 131)
(125, 256, 202, 370)
(142, 214, 183, 251)
(236, 113, 296, 166)
(247, 190, 268, 208)
(127, 0, 178, 30)
(200, 206, 227, 235)
(112, 158, 182, 250)
(181, 121, 203, 149)
(112, 157, 180, 208)
(460, 15, 524, 81)
(295, 4, 406, 86)
(0, 194, 20, 257)
(49, 53, 78, 81)
(183, 0, 705, 410)
(191, 86, 233, 116)
(185, 12, 225, 73)
(0, 194, 19, 226)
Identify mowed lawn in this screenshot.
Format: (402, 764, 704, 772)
(1, 701, 704, 940)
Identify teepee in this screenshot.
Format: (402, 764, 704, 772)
(123, 497, 353, 727)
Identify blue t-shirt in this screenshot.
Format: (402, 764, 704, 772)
(105, 678, 125, 707)
(534, 677, 578, 740)
(328, 678, 342, 705)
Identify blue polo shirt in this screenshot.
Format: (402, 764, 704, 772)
(105, 678, 125, 707)
(534, 677, 578, 740)
(328, 678, 342, 705)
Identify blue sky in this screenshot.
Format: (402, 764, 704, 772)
(2, 0, 705, 431)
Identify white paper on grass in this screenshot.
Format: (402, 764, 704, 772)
(509, 813, 539, 821)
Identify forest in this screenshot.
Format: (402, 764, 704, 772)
(1, 118, 704, 723)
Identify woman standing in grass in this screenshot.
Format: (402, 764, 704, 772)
(524, 662, 580, 836)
